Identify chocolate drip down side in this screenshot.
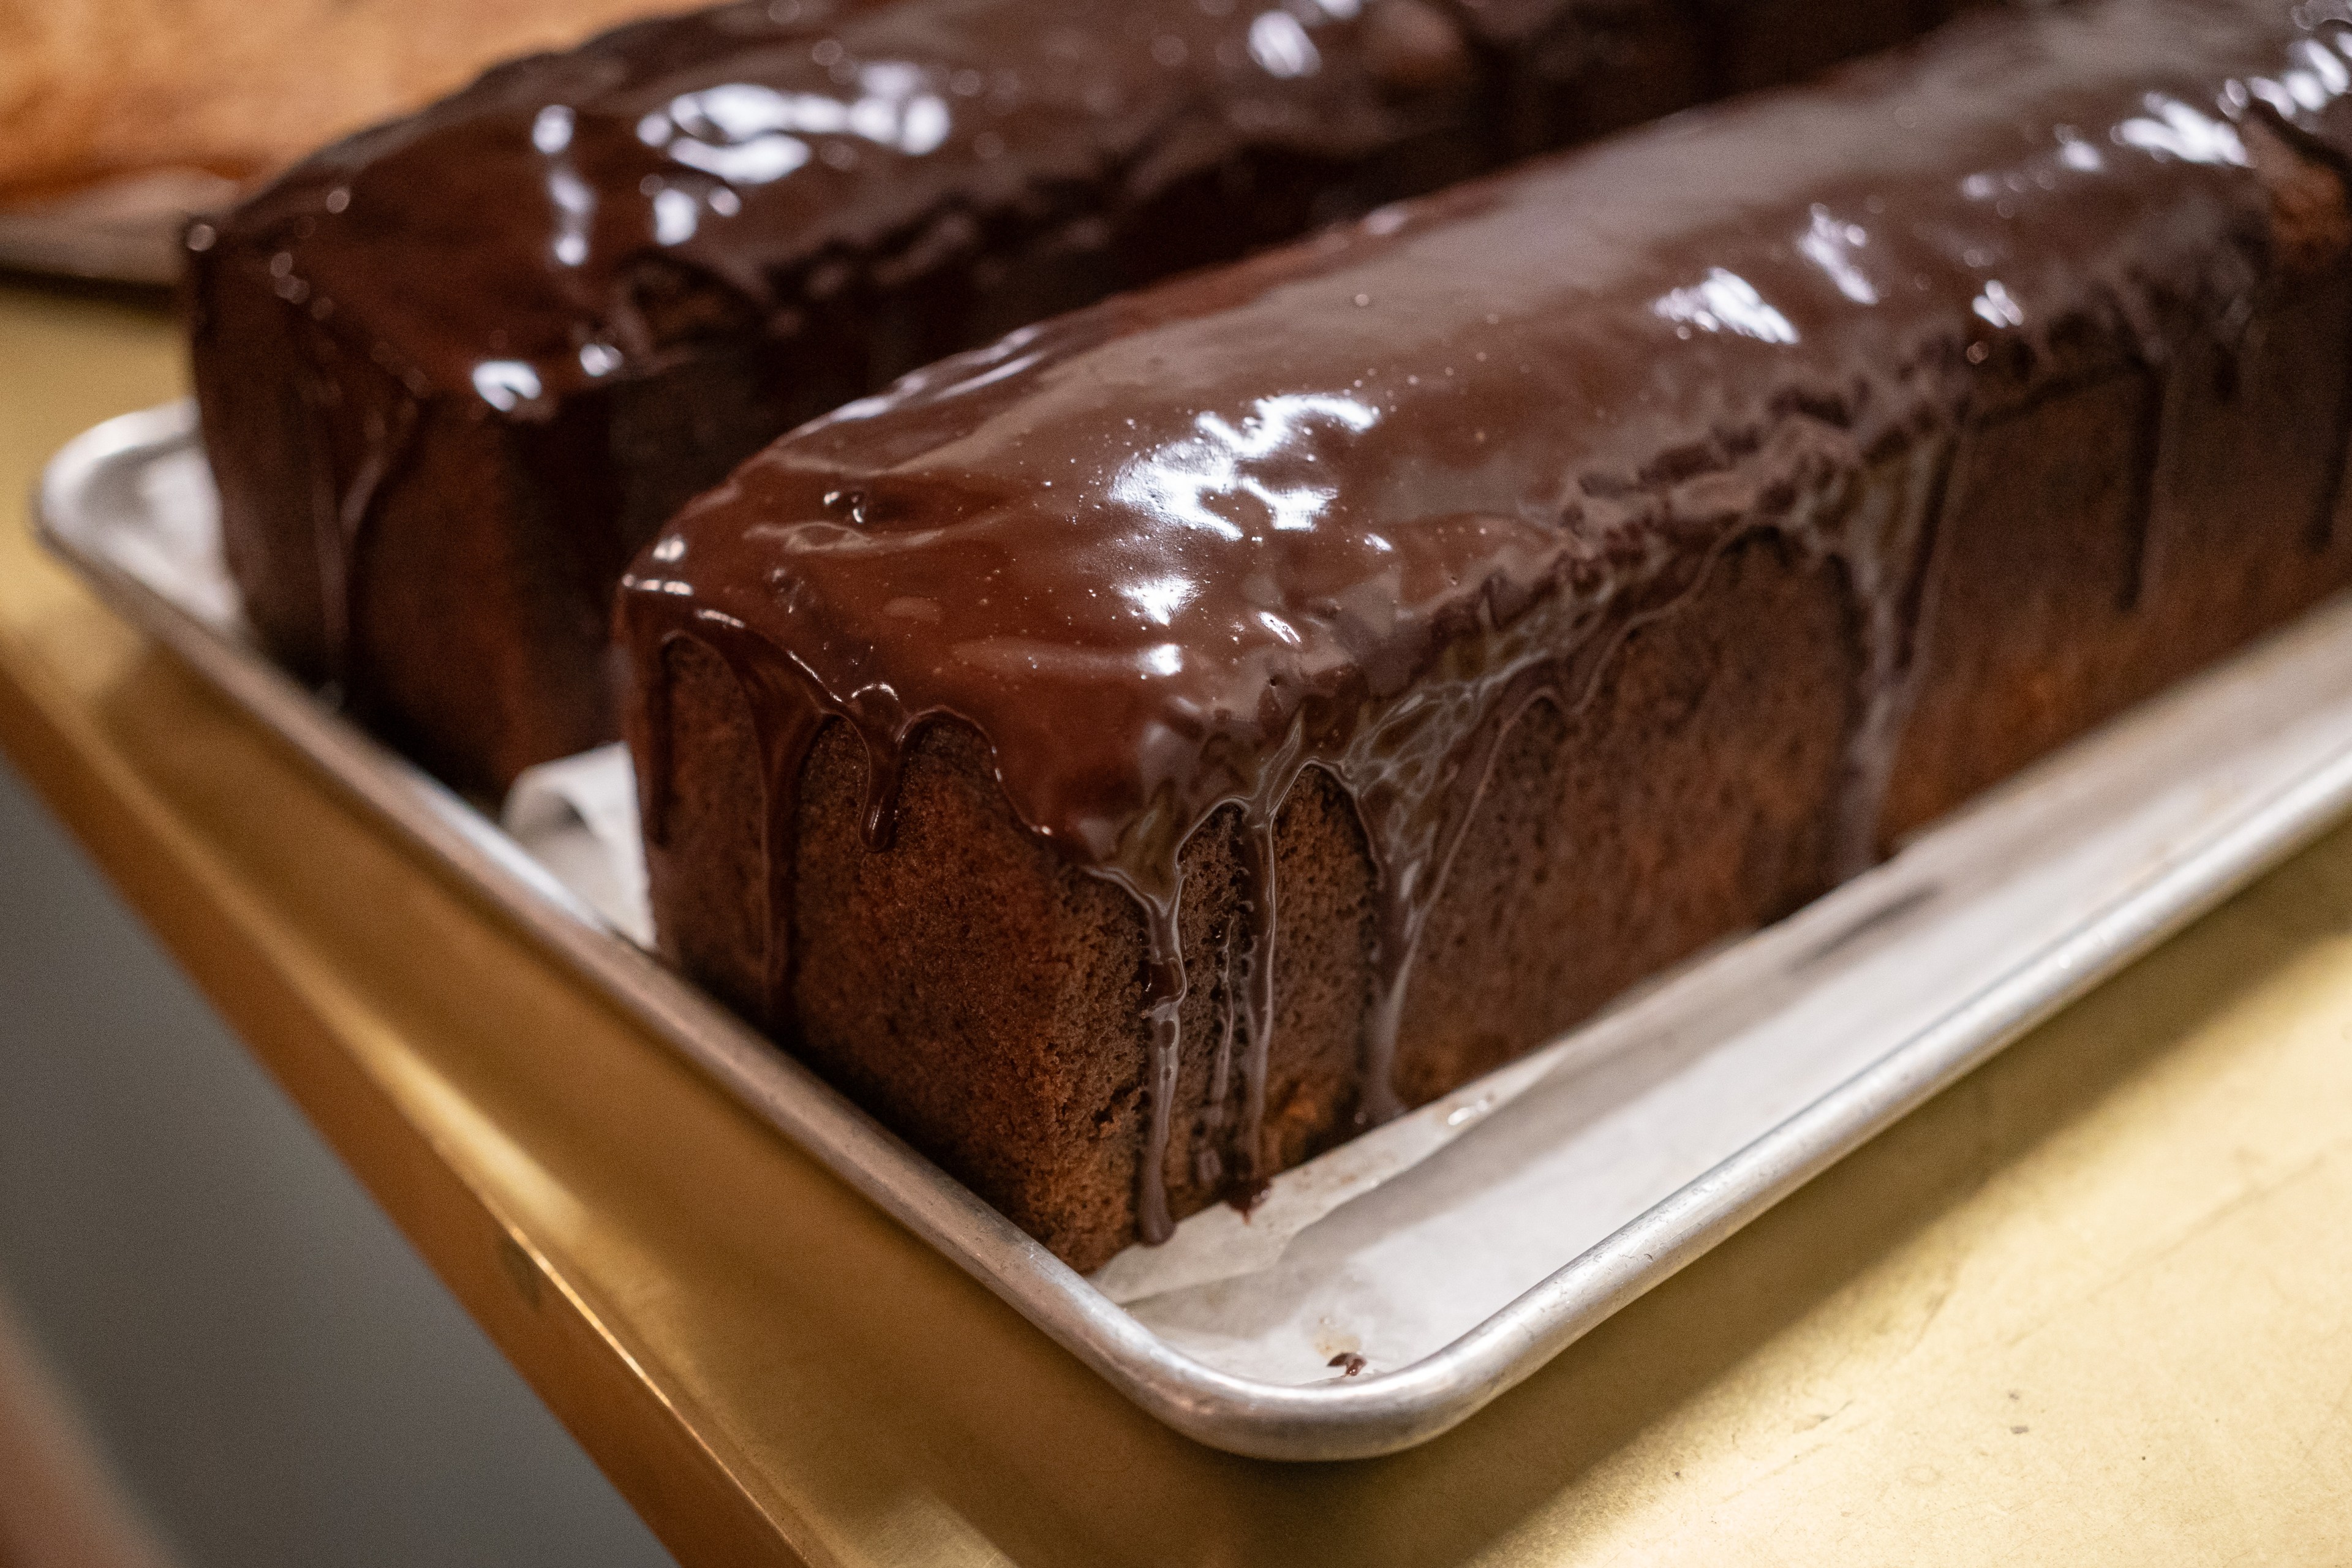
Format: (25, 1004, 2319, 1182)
(620, 0, 2352, 1248)
(624, 398, 1959, 1241)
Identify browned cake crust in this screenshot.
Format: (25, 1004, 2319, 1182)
(622, 0, 2352, 1272)
(1886, 131, 2352, 837)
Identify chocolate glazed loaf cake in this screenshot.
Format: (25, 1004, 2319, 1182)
(186, 0, 1970, 795)
(619, 0, 2352, 1272)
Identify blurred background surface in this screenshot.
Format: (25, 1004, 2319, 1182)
(0, 753, 673, 1568)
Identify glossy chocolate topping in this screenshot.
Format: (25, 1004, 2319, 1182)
(621, 0, 2352, 1242)
(194, 0, 1498, 412)
(190, 0, 1963, 763)
(187, 0, 1515, 722)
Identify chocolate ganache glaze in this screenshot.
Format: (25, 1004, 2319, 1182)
(198, 0, 1486, 418)
(188, 0, 1959, 791)
(622, 0, 2352, 1243)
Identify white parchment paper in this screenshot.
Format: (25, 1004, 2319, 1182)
(504, 745, 652, 945)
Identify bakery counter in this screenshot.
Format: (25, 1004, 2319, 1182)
(5, 276, 2351, 1564)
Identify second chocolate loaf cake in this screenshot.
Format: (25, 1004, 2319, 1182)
(620, 0, 2352, 1270)
(189, 0, 1970, 794)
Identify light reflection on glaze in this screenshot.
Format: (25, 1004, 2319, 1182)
(643, 66, 952, 180)
(1972, 279, 2024, 326)
(2297, 36, 2351, 92)
(2114, 95, 2250, 163)
(549, 167, 597, 263)
(666, 129, 812, 183)
(1110, 393, 1381, 540)
(1798, 206, 1878, 306)
(2228, 28, 2352, 127)
(470, 359, 542, 409)
(1249, 11, 1320, 78)
(531, 104, 575, 154)
(618, 0, 2352, 1246)
(2056, 126, 2105, 172)
(532, 104, 598, 269)
(1121, 575, 1197, 625)
(648, 187, 695, 244)
(1651, 268, 1801, 344)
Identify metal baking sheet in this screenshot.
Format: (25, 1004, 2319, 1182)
(0, 172, 237, 286)
(37, 399, 2352, 1460)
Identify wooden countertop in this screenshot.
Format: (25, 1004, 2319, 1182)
(4, 277, 2348, 1565)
